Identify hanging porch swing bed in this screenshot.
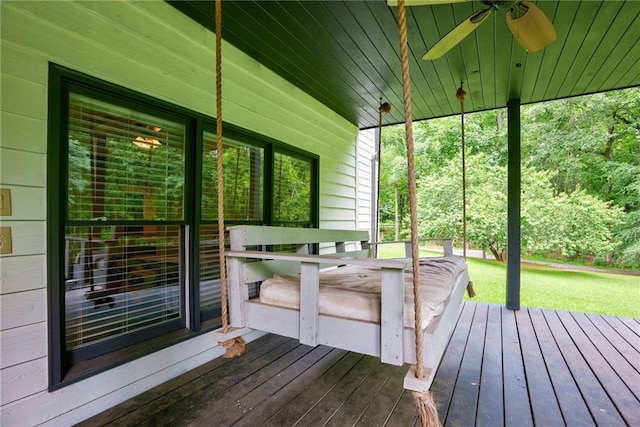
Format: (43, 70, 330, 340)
(221, 225, 471, 389)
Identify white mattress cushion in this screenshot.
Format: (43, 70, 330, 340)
(258, 256, 467, 330)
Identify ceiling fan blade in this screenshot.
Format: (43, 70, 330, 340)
(506, 1, 557, 52)
(387, 0, 469, 6)
(422, 8, 492, 60)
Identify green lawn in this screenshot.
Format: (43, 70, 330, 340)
(378, 243, 639, 318)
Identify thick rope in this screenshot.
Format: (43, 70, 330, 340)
(397, 0, 423, 381)
(215, 0, 227, 334)
(456, 84, 467, 260)
(398, 1, 440, 425)
(456, 85, 476, 299)
(215, 0, 245, 357)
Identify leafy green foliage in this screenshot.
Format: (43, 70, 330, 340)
(415, 155, 623, 261)
(68, 132, 185, 222)
(202, 138, 264, 222)
(273, 152, 312, 224)
(379, 87, 639, 269)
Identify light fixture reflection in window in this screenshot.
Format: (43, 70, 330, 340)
(133, 125, 163, 149)
(133, 136, 162, 150)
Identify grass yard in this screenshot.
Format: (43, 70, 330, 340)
(378, 243, 639, 318)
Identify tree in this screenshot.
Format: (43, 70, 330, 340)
(523, 90, 639, 203)
(380, 89, 638, 267)
(522, 88, 640, 265)
(379, 126, 409, 239)
(416, 155, 623, 261)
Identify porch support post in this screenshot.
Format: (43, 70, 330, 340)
(506, 99, 521, 310)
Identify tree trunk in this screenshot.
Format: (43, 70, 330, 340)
(604, 122, 614, 159)
(496, 110, 505, 132)
(487, 240, 504, 262)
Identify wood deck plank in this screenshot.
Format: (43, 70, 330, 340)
(573, 312, 640, 400)
(502, 306, 534, 427)
(430, 301, 476, 423)
(602, 315, 640, 352)
(515, 308, 564, 426)
(128, 338, 305, 426)
(475, 303, 504, 427)
(208, 345, 335, 426)
(529, 307, 594, 426)
(77, 303, 640, 427)
(261, 352, 366, 426)
(543, 309, 626, 426)
(384, 389, 419, 427)
(293, 355, 381, 426)
(326, 360, 398, 425)
(183, 343, 319, 426)
(353, 364, 406, 426)
(232, 347, 349, 427)
(78, 334, 291, 427)
(557, 310, 640, 426)
(445, 302, 487, 427)
(618, 316, 640, 337)
(586, 312, 640, 372)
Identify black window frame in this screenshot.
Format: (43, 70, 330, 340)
(271, 146, 319, 227)
(47, 64, 319, 389)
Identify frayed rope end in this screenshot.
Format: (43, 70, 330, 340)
(412, 391, 441, 427)
(466, 281, 476, 298)
(220, 336, 246, 358)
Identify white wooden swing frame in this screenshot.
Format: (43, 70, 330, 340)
(217, 225, 469, 390)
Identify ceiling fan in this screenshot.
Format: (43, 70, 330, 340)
(387, 0, 557, 60)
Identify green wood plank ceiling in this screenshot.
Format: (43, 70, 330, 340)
(169, 0, 640, 130)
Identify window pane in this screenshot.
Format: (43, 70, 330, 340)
(199, 225, 223, 313)
(64, 225, 182, 350)
(68, 93, 185, 222)
(198, 225, 259, 317)
(273, 152, 312, 224)
(201, 133, 263, 221)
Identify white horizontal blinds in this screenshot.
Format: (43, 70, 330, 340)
(273, 152, 312, 226)
(199, 225, 222, 311)
(64, 225, 181, 350)
(198, 225, 259, 312)
(201, 132, 264, 221)
(68, 93, 185, 221)
(65, 93, 185, 350)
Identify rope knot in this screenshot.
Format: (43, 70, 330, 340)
(466, 280, 476, 298)
(220, 337, 246, 359)
(412, 391, 441, 427)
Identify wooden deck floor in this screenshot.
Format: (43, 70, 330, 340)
(79, 302, 640, 426)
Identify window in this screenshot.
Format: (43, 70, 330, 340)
(48, 65, 318, 387)
(201, 133, 264, 222)
(199, 132, 265, 317)
(273, 150, 315, 227)
(58, 86, 189, 369)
